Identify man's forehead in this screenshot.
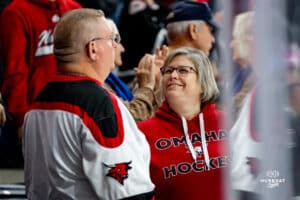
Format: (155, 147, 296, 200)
(200, 22, 213, 32)
(92, 17, 111, 34)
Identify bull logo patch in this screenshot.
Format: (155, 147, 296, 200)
(103, 161, 132, 185)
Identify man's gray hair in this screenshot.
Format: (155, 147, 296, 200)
(167, 20, 205, 41)
(54, 8, 104, 63)
(163, 47, 219, 103)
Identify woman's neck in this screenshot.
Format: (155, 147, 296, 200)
(169, 98, 201, 120)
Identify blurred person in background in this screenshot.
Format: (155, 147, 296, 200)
(0, 0, 81, 167)
(230, 11, 255, 118)
(229, 11, 263, 200)
(0, 0, 81, 134)
(105, 18, 165, 122)
(75, 0, 123, 23)
(288, 82, 300, 197)
(138, 47, 228, 200)
(118, 0, 169, 83)
(286, 1, 300, 196)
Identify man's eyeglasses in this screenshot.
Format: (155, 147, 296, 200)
(85, 33, 121, 47)
(160, 66, 197, 76)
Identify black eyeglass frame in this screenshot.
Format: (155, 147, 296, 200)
(160, 65, 198, 76)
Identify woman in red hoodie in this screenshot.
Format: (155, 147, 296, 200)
(138, 47, 228, 200)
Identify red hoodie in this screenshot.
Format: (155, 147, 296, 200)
(138, 101, 228, 200)
(0, 0, 81, 126)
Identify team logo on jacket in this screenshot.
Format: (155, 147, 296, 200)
(103, 161, 132, 185)
(52, 14, 60, 23)
(35, 29, 54, 56)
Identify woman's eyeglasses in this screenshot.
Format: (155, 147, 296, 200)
(160, 66, 197, 76)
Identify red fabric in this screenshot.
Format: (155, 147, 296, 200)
(30, 74, 125, 148)
(138, 101, 228, 200)
(0, 0, 81, 126)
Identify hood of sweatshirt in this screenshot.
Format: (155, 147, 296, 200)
(155, 100, 221, 124)
(154, 101, 224, 168)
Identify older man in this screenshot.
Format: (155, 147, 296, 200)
(23, 8, 154, 200)
(165, 1, 217, 55)
(151, 1, 220, 83)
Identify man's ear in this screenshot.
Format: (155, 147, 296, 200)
(86, 41, 98, 61)
(188, 23, 199, 40)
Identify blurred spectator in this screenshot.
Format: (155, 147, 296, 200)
(0, 0, 81, 132)
(229, 11, 263, 200)
(288, 82, 300, 197)
(75, 0, 124, 25)
(75, 0, 120, 16)
(230, 11, 255, 117)
(23, 8, 155, 199)
(105, 19, 161, 122)
(105, 19, 132, 101)
(286, 0, 300, 45)
(286, 5, 300, 195)
(118, 0, 169, 83)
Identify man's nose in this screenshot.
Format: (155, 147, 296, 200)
(211, 34, 215, 44)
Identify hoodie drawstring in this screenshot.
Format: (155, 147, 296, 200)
(181, 116, 198, 162)
(181, 113, 210, 170)
(199, 113, 210, 170)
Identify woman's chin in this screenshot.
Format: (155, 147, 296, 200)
(165, 90, 182, 100)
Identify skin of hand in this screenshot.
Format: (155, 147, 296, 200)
(0, 103, 6, 127)
(154, 45, 168, 68)
(135, 54, 156, 90)
(153, 45, 169, 89)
